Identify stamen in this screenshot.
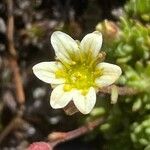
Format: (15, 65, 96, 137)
(55, 55, 104, 94)
(89, 52, 106, 67)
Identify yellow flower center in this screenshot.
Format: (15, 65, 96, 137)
(55, 61, 102, 94)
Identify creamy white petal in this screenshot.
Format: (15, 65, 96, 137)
(95, 62, 122, 87)
(73, 87, 96, 114)
(50, 84, 74, 109)
(51, 31, 79, 62)
(80, 31, 102, 58)
(32, 61, 65, 84)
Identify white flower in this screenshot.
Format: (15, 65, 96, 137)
(33, 31, 122, 114)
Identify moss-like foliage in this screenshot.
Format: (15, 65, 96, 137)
(125, 0, 150, 22)
(92, 0, 150, 149)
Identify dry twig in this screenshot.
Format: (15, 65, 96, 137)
(49, 118, 104, 147)
(99, 85, 139, 96)
(28, 118, 104, 149)
(6, 0, 25, 105)
(0, 112, 25, 143)
(0, 0, 26, 144)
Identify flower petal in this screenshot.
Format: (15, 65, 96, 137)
(95, 62, 122, 87)
(73, 87, 96, 114)
(51, 31, 79, 63)
(80, 31, 102, 58)
(32, 61, 65, 84)
(50, 84, 74, 109)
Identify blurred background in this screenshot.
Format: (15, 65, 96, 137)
(0, 0, 150, 149)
